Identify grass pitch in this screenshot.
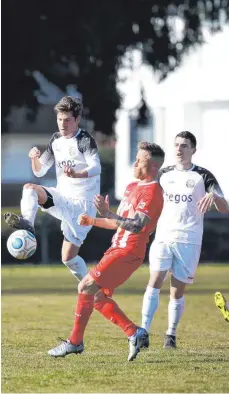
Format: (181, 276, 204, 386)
(2, 264, 229, 393)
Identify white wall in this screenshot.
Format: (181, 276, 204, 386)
(2, 134, 53, 183)
(115, 26, 229, 200)
(115, 111, 133, 199)
(162, 102, 229, 199)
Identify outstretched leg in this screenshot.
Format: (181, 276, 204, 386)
(4, 183, 48, 234)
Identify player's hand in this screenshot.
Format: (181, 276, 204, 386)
(197, 192, 216, 213)
(28, 147, 40, 159)
(78, 214, 94, 226)
(94, 194, 110, 217)
(64, 166, 76, 178)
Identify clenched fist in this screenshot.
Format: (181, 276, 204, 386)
(29, 147, 40, 159)
(64, 166, 76, 178)
(78, 213, 95, 226)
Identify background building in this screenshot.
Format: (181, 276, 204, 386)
(115, 26, 229, 200)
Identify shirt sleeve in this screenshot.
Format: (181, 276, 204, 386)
(80, 136, 101, 177)
(33, 135, 55, 177)
(204, 171, 224, 197)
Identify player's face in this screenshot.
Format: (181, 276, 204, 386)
(133, 149, 152, 180)
(174, 137, 195, 165)
(57, 111, 79, 138)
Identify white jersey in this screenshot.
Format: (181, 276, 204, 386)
(34, 128, 101, 201)
(155, 164, 224, 245)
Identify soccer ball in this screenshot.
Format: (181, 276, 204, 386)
(7, 230, 37, 260)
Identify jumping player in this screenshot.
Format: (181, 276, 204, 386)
(4, 96, 101, 281)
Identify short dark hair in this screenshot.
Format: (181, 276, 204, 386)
(138, 141, 165, 163)
(54, 96, 83, 118)
(175, 131, 197, 148)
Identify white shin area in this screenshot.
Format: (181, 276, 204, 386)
(63, 255, 88, 281)
(141, 286, 160, 333)
(166, 295, 185, 336)
(20, 188, 38, 226)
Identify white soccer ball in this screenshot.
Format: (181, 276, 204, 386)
(7, 230, 37, 260)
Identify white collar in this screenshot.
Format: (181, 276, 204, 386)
(174, 164, 195, 172)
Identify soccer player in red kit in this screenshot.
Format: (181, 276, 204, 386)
(48, 142, 165, 361)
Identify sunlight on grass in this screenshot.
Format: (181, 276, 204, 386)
(2, 264, 229, 393)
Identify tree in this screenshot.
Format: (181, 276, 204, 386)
(2, 0, 229, 134)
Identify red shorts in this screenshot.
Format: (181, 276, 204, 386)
(89, 248, 142, 294)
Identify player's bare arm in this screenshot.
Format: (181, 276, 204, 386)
(197, 192, 229, 214)
(78, 213, 117, 230)
(94, 194, 150, 233)
(30, 142, 55, 178)
(64, 166, 89, 179)
(29, 147, 41, 173)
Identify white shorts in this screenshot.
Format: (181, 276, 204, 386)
(149, 241, 201, 284)
(40, 187, 96, 247)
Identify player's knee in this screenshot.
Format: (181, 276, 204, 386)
(62, 250, 78, 262)
(23, 183, 43, 200)
(78, 274, 97, 295)
(148, 270, 166, 288)
(78, 280, 84, 294)
(23, 183, 37, 191)
(170, 287, 184, 299)
(78, 275, 91, 294)
(170, 276, 186, 298)
(61, 242, 80, 263)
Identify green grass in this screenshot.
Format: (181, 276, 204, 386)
(2, 264, 229, 393)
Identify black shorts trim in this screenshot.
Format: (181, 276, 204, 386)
(41, 188, 55, 209)
(64, 236, 70, 242)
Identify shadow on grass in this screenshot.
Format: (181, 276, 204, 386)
(2, 287, 229, 295)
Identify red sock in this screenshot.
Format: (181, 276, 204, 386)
(69, 293, 94, 345)
(94, 293, 137, 337)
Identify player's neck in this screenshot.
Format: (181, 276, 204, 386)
(175, 162, 193, 171)
(64, 127, 80, 139)
(139, 175, 156, 184)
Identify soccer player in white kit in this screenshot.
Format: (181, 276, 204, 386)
(4, 96, 101, 281)
(141, 131, 229, 348)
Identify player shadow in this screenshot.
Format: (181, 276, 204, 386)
(2, 287, 229, 295)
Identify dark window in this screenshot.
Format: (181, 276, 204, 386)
(129, 115, 154, 164)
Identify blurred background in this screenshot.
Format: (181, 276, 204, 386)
(2, 0, 229, 264)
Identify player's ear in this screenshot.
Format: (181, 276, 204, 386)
(105, 195, 109, 204)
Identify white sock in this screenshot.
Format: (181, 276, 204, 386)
(166, 295, 185, 336)
(63, 256, 88, 281)
(141, 286, 160, 333)
(20, 188, 38, 226)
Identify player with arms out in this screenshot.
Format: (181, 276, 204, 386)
(141, 131, 229, 348)
(4, 96, 101, 280)
(48, 142, 164, 361)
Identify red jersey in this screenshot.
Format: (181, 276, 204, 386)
(111, 181, 163, 258)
